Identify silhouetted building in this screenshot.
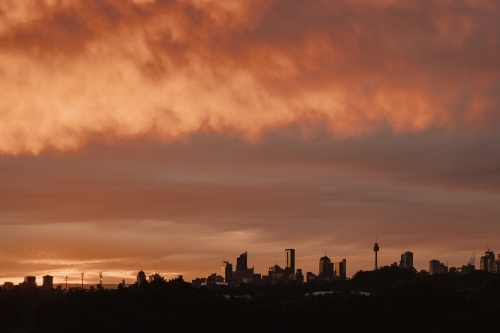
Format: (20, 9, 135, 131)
(399, 252, 414, 269)
(334, 259, 347, 280)
(319, 256, 334, 281)
(137, 270, 147, 286)
(306, 272, 317, 282)
(457, 264, 475, 275)
(480, 250, 495, 273)
(191, 277, 206, 288)
(495, 255, 500, 274)
(295, 269, 304, 283)
(2, 282, 14, 291)
(374, 242, 380, 270)
(149, 273, 162, 283)
(268, 264, 285, 283)
(22, 276, 36, 288)
(42, 275, 53, 290)
(236, 252, 248, 272)
(429, 260, 448, 275)
(285, 249, 295, 273)
(233, 252, 254, 283)
(221, 261, 233, 282)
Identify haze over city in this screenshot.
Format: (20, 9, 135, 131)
(1, 0, 500, 285)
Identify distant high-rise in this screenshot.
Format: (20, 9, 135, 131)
(137, 270, 147, 286)
(236, 252, 248, 272)
(399, 252, 414, 269)
(374, 242, 380, 270)
(221, 261, 233, 282)
(334, 259, 347, 280)
(42, 275, 53, 290)
(295, 269, 304, 283)
(319, 256, 334, 280)
(480, 250, 495, 273)
(285, 249, 295, 273)
(23, 276, 36, 288)
(429, 260, 440, 275)
(429, 260, 448, 275)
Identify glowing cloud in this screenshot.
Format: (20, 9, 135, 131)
(1, 0, 499, 154)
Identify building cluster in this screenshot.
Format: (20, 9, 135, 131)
(427, 249, 500, 276)
(136, 270, 169, 286)
(479, 249, 500, 273)
(191, 249, 347, 287)
(2, 275, 56, 291)
(375, 241, 500, 277)
(390, 251, 414, 269)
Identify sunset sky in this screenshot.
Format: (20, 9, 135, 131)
(1, 0, 500, 286)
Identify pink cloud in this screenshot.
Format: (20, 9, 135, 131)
(0, 0, 499, 154)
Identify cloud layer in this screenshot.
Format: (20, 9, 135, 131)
(1, 0, 500, 154)
(1, 128, 499, 282)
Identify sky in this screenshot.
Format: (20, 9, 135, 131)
(1, 0, 500, 285)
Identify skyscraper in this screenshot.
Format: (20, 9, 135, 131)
(285, 249, 295, 273)
(374, 242, 379, 270)
(399, 252, 414, 269)
(334, 259, 347, 280)
(480, 250, 495, 272)
(221, 261, 233, 282)
(236, 252, 248, 272)
(319, 256, 333, 280)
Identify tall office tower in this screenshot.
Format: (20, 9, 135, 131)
(137, 269, 147, 286)
(319, 256, 334, 280)
(334, 259, 347, 280)
(285, 249, 295, 273)
(221, 261, 233, 282)
(399, 252, 414, 269)
(374, 242, 379, 270)
(236, 252, 248, 272)
(42, 275, 53, 290)
(480, 250, 495, 272)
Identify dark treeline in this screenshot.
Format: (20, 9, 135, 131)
(1, 267, 499, 332)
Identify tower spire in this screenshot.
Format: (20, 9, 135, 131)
(374, 239, 380, 270)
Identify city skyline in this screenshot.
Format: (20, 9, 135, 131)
(1, 1, 500, 286)
(1, 244, 495, 285)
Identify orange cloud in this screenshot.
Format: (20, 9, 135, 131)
(0, 0, 499, 154)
